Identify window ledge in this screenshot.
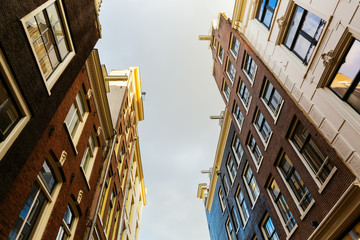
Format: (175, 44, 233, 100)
(226, 72, 235, 84)
(242, 70, 255, 86)
(300, 199, 316, 220)
(251, 194, 260, 209)
(80, 167, 91, 190)
(260, 98, 283, 124)
(239, 96, 251, 114)
(318, 167, 337, 194)
(286, 224, 298, 240)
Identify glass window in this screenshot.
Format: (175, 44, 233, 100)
(233, 103, 244, 128)
(256, 0, 278, 28)
(254, 110, 272, 143)
(243, 52, 257, 82)
(247, 135, 262, 165)
(226, 217, 237, 240)
(0, 75, 21, 141)
(232, 133, 244, 164)
(290, 120, 332, 184)
(268, 179, 297, 232)
(227, 60, 236, 83)
(231, 207, 241, 231)
(262, 215, 279, 240)
(278, 153, 313, 211)
(218, 187, 226, 212)
(65, 91, 87, 139)
(236, 187, 250, 224)
(283, 5, 326, 64)
(238, 80, 251, 109)
(230, 35, 240, 58)
(7, 161, 57, 240)
(223, 175, 230, 195)
(244, 164, 260, 203)
(262, 80, 283, 117)
(56, 205, 75, 240)
(223, 81, 231, 100)
(218, 45, 224, 63)
(329, 39, 360, 113)
(81, 133, 97, 175)
(227, 153, 237, 182)
(24, 2, 70, 79)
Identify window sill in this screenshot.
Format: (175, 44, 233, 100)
(286, 224, 298, 240)
(260, 98, 283, 124)
(239, 96, 251, 115)
(300, 199, 315, 220)
(230, 50, 238, 61)
(251, 194, 260, 209)
(80, 167, 91, 190)
(318, 167, 337, 194)
(226, 72, 235, 85)
(242, 70, 255, 86)
(242, 218, 250, 230)
(253, 124, 273, 151)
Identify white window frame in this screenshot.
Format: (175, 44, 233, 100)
(237, 80, 252, 112)
(232, 103, 244, 131)
(242, 52, 257, 84)
(0, 50, 31, 161)
(232, 133, 244, 165)
(80, 132, 98, 182)
(226, 153, 237, 183)
(21, 0, 75, 95)
(253, 108, 273, 148)
(235, 186, 250, 228)
(223, 80, 231, 102)
(226, 217, 236, 240)
(260, 79, 284, 123)
(261, 214, 279, 240)
(218, 187, 226, 213)
(243, 163, 260, 206)
(217, 44, 224, 64)
(247, 134, 263, 169)
(226, 59, 236, 84)
(230, 34, 240, 59)
(56, 202, 79, 240)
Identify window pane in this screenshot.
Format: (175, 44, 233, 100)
(39, 55, 52, 79)
(58, 38, 69, 60)
(39, 161, 56, 193)
(33, 37, 47, 60)
(293, 34, 312, 61)
(284, 6, 304, 48)
(35, 11, 48, 34)
(76, 92, 85, 116)
(46, 3, 60, 26)
(52, 21, 65, 43)
(348, 81, 360, 112)
(263, 9, 273, 27)
(0, 79, 20, 137)
(301, 11, 323, 38)
(268, 0, 277, 9)
(48, 48, 60, 68)
(63, 205, 74, 227)
(81, 147, 91, 172)
(25, 17, 40, 42)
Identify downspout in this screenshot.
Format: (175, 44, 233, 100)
(87, 129, 117, 240)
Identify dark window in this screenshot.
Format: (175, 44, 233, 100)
(243, 53, 257, 82)
(248, 135, 262, 164)
(233, 103, 243, 127)
(238, 80, 251, 108)
(227, 60, 236, 82)
(223, 81, 231, 100)
(262, 80, 283, 116)
(283, 5, 326, 64)
(262, 215, 279, 240)
(254, 110, 272, 143)
(329, 39, 360, 113)
(256, 0, 278, 28)
(230, 35, 240, 58)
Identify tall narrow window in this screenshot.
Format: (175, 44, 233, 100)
(64, 90, 87, 140)
(22, 0, 74, 91)
(268, 179, 297, 232)
(236, 187, 250, 225)
(56, 205, 76, 240)
(247, 135, 262, 165)
(226, 218, 237, 240)
(238, 80, 251, 109)
(329, 38, 360, 113)
(81, 133, 98, 178)
(243, 52, 257, 83)
(243, 164, 260, 204)
(283, 5, 326, 64)
(290, 119, 333, 184)
(254, 109, 272, 143)
(261, 80, 283, 117)
(227, 153, 237, 182)
(222, 175, 230, 195)
(278, 153, 313, 211)
(231, 207, 241, 231)
(223, 81, 231, 101)
(256, 0, 278, 28)
(218, 45, 224, 63)
(232, 133, 244, 164)
(230, 35, 240, 58)
(261, 215, 279, 240)
(218, 187, 226, 212)
(233, 103, 244, 128)
(227, 60, 236, 83)
(7, 161, 58, 240)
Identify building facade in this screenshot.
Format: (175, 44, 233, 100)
(84, 50, 146, 240)
(199, 8, 360, 240)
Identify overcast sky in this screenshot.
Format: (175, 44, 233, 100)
(96, 1, 233, 239)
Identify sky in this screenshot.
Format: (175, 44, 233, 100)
(96, 1, 234, 239)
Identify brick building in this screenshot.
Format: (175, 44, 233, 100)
(198, 10, 360, 240)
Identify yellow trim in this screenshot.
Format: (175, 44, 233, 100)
(99, 176, 112, 219)
(205, 110, 231, 212)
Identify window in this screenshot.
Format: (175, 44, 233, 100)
(21, 0, 74, 92)
(232, 133, 244, 164)
(328, 39, 360, 113)
(261, 80, 283, 117)
(226, 59, 236, 83)
(218, 44, 224, 63)
(230, 35, 240, 58)
(231, 207, 241, 231)
(0, 50, 31, 160)
(218, 187, 226, 212)
(261, 214, 279, 240)
(233, 103, 244, 128)
(222, 175, 230, 195)
(227, 153, 237, 182)
(256, 0, 278, 28)
(238, 80, 251, 109)
(7, 160, 59, 240)
(226, 218, 237, 240)
(56, 204, 77, 240)
(283, 5, 326, 64)
(268, 179, 297, 232)
(236, 187, 250, 225)
(243, 164, 260, 204)
(290, 119, 333, 184)
(223, 81, 231, 101)
(81, 133, 98, 179)
(254, 109, 272, 143)
(278, 153, 313, 212)
(341, 220, 360, 239)
(243, 52, 257, 83)
(64, 90, 87, 143)
(247, 135, 262, 165)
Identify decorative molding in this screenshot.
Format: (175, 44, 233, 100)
(97, 126, 102, 136)
(321, 50, 334, 67)
(276, 15, 285, 29)
(77, 190, 83, 204)
(59, 150, 67, 166)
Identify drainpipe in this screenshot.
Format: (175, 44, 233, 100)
(87, 129, 117, 240)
